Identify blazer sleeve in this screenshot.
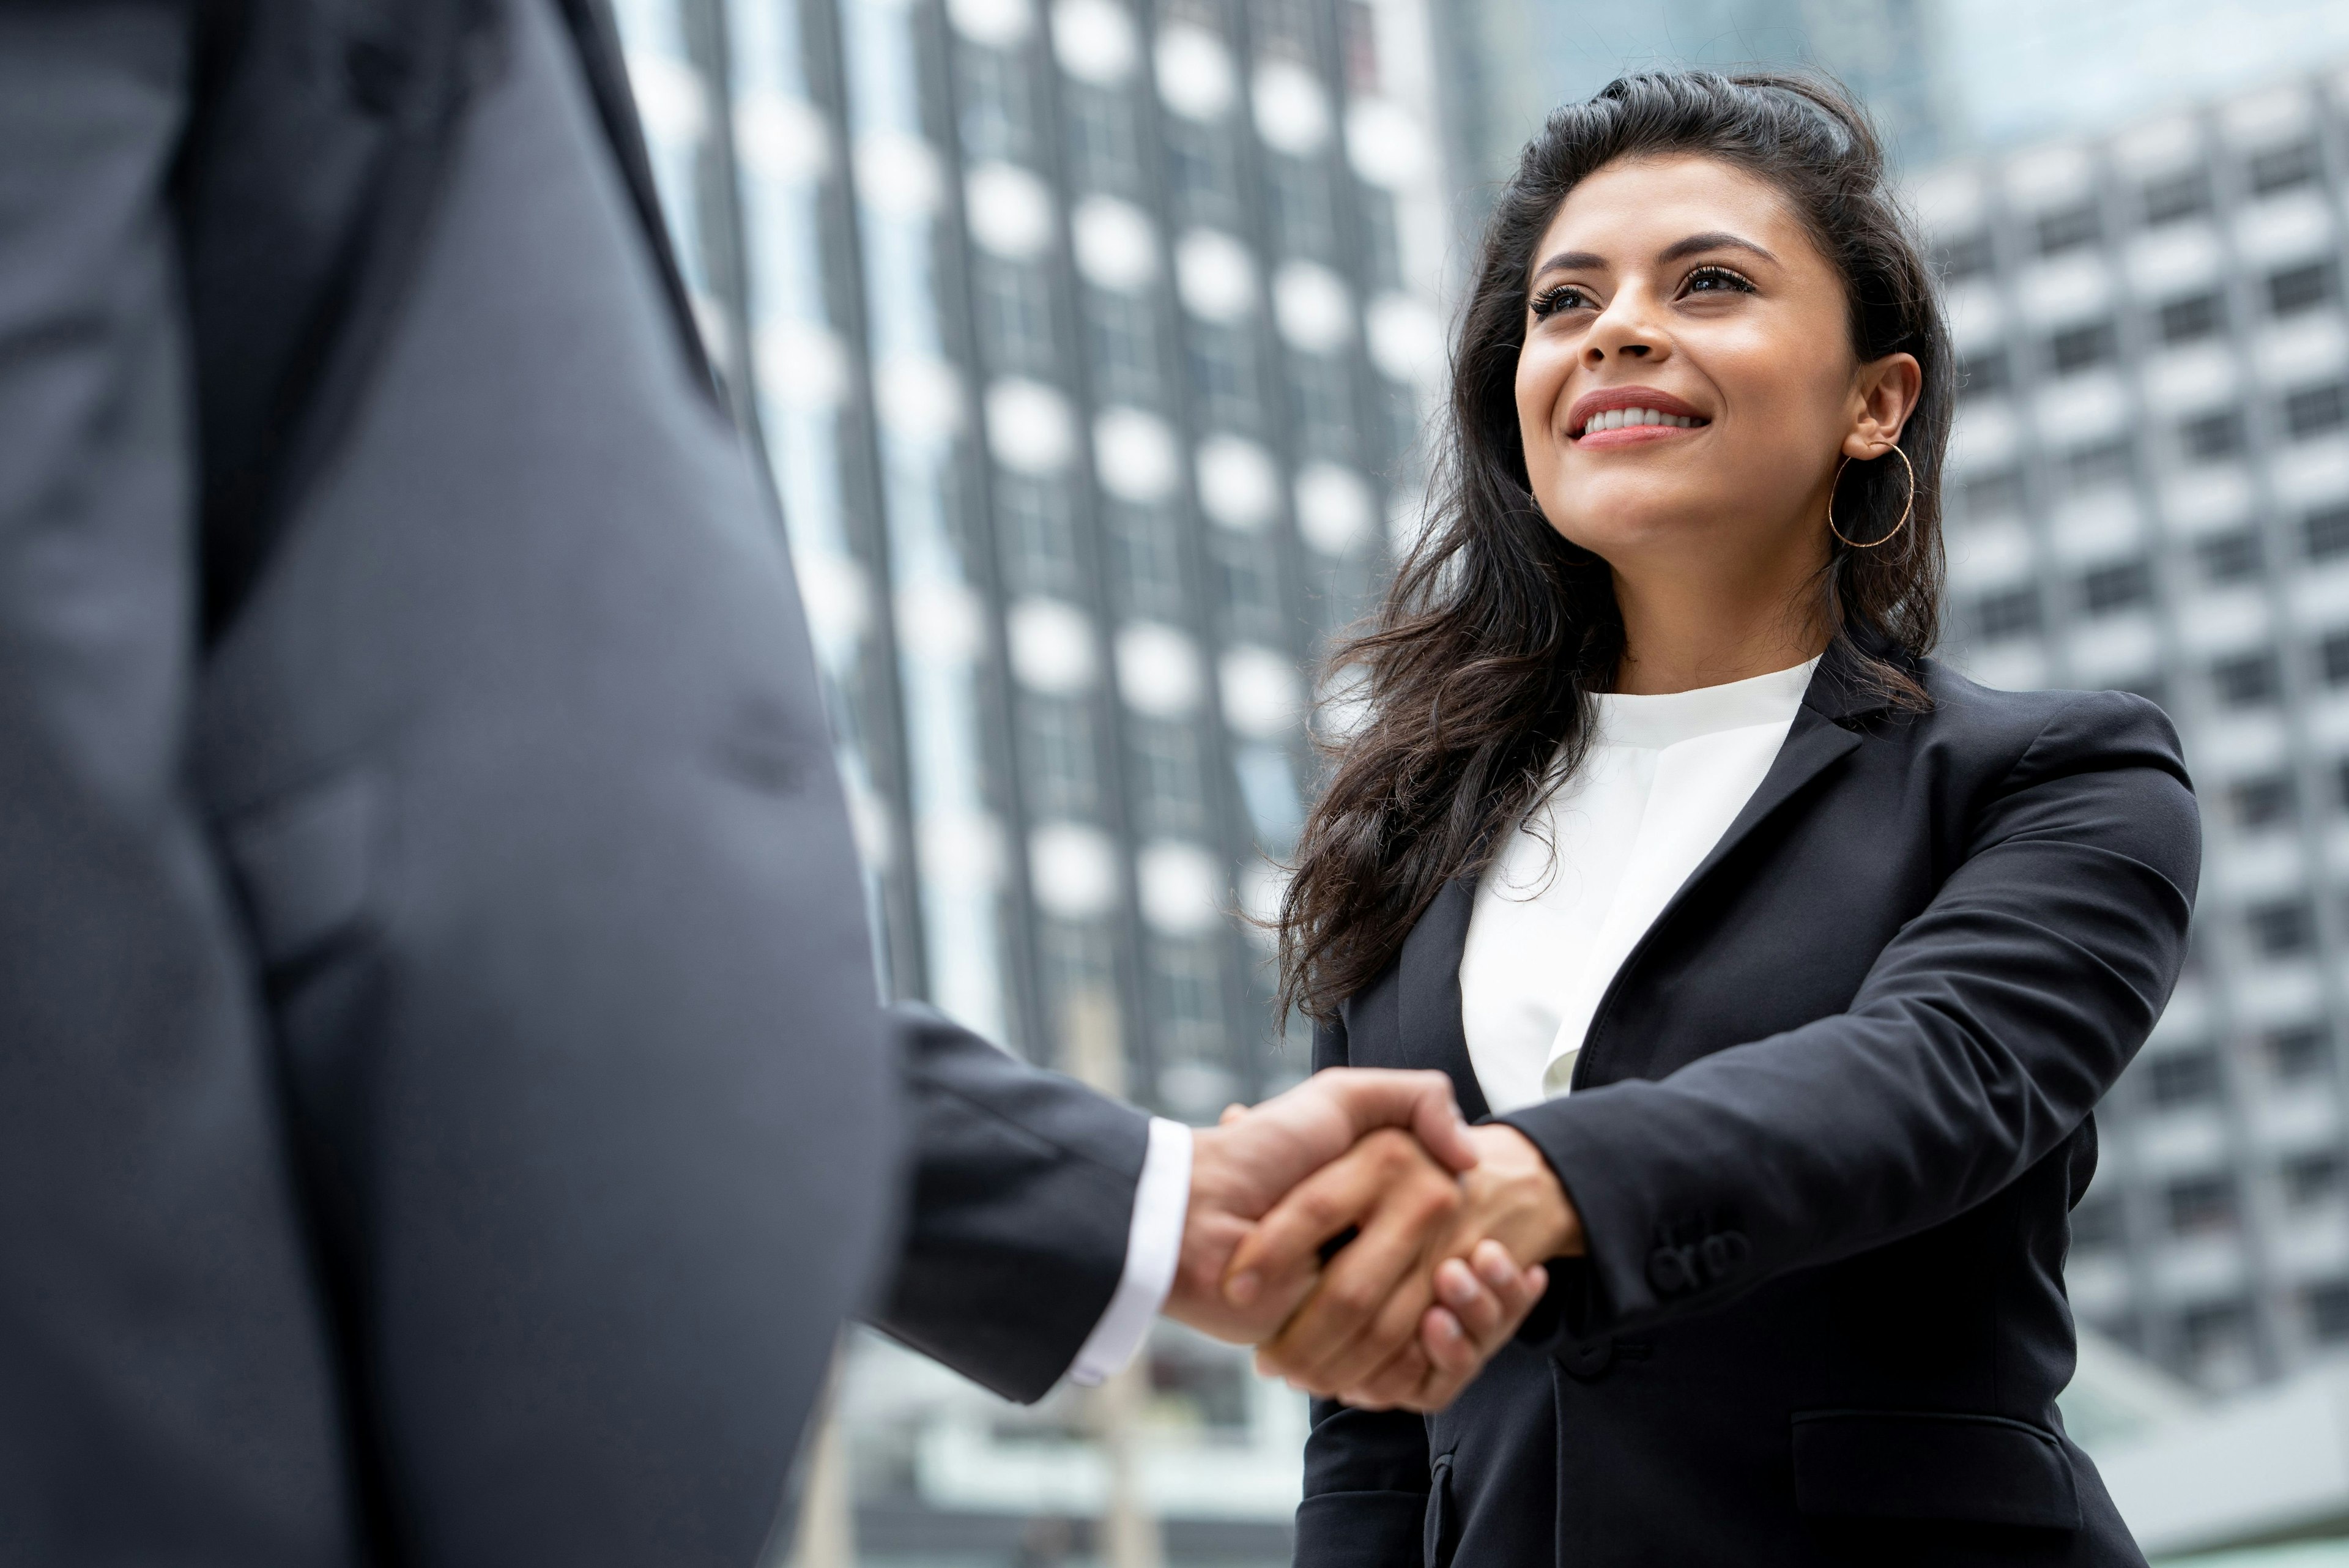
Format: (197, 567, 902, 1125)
(1502, 689, 2199, 1339)
(1293, 1013, 1433, 1568)
(869, 1006, 1152, 1403)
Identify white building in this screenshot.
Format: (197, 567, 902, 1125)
(1920, 65, 2349, 1393)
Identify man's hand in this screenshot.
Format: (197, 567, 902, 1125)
(1162, 1068, 1478, 1343)
(1235, 1122, 1581, 1409)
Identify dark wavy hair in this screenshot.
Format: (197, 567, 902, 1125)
(1278, 70, 1953, 1022)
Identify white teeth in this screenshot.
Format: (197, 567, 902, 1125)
(1579, 406, 1696, 435)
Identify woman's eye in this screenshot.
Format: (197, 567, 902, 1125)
(1529, 284, 1594, 319)
(1682, 265, 1756, 297)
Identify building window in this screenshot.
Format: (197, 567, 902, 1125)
(2232, 773, 2296, 831)
(2061, 436, 2135, 492)
(2284, 1153, 2346, 1208)
(1956, 347, 2011, 403)
(2306, 503, 2349, 561)
(2285, 381, 2349, 440)
(1286, 355, 1355, 460)
(1083, 289, 1161, 407)
(2181, 409, 2247, 463)
(956, 45, 1035, 163)
(2246, 897, 2317, 957)
(2271, 1025, 2332, 1081)
(2165, 1175, 2238, 1235)
(2212, 650, 2282, 707)
(2147, 1048, 2222, 1109)
(1018, 696, 1100, 819)
(2049, 319, 2118, 375)
(1064, 83, 1143, 195)
(2269, 260, 2341, 317)
(1970, 585, 2041, 643)
(998, 476, 1083, 598)
(2180, 1302, 2253, 1375)
(1937, 231, 1994, 281)
(973, 256, 1056, 374)
(1205, 528, 1282, 642)
(2072, 1198, 2124, 1249)
(2320, 629, 2349, 685)
(2248, 138, 2323, 196)
(1145, 934, 1226, 1072)
(2158, 291, 2224, 344)
(2197, 529, 2262, 582)
(2080, 559, 2153, 615)
(2141, 169, 2214, 226)
(1263, 152, 1336, 260)
(1961, 466, 2025, 518)
(2309, 1283, 2349, 1343)
(1162, 117, 1240, 229)
(1102, 502, 1186, 622)
(1185, 324, 1259, 430)
(2035, 202, 2101, 255)
(1127, 717, 1208, 837)
(2215, 650, 2282, 707)
(2339, 757, 2349, 811)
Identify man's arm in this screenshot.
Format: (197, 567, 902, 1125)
(873, 1007, 1535, 1402)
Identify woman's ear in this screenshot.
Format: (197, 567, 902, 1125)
(1842, 352, 1923, 459)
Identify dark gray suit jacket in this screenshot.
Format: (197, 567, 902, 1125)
(0, 2, 1141, 1564)
(1298, 648, 2199, 1568)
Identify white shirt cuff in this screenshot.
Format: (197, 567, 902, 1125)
(1067, 1117, 1193, 1387)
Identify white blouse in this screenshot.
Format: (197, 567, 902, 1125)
(1460, 658, 1819, 1113)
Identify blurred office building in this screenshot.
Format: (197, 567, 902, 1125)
(1428, 0, 1951, 210)
(606, 0, 1451, 1559)
(1918, 67, 2349, 1395)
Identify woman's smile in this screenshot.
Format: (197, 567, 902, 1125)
(1567, 385, 1709, 445)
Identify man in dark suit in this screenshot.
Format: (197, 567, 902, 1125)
(0, 2, 1534, 1564)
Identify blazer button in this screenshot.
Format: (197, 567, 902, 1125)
(1701, 1232, 1751, 1282)
(1647, 1244, 1697, 1295)
(1559, 1336, 1615, 1381)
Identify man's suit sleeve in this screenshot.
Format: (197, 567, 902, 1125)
(871, 1006, 1163, 1403)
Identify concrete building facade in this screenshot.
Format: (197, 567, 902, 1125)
(604, 0, 1451, 1556)
(1920, 65, 2349, 1392)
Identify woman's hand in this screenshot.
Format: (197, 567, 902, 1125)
(1231, 1123, 1581, 1409)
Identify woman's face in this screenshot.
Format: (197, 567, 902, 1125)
(1513, 154, 1913, 582)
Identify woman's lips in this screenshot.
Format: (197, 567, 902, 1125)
(1575, 417, 1703, 448)
(1565, 387, 1709, 445)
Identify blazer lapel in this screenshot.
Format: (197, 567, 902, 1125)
(1395, 878, 1491, 1123)
(1567, 643, 1889, 1087)
(1379, 641, 1899, 1104)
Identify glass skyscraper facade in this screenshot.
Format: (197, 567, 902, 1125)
(606, 0, 1450, 1556)
(1922, 65, 2349, 1393)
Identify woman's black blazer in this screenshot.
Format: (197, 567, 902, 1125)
(1297, 648, 2200, 1568)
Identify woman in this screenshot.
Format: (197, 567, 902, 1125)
(1243, 72, 2198, 1566)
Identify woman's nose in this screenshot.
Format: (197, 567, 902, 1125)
(1582, 294, 1668, 368)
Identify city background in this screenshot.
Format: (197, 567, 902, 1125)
(599, 0, 2349, 1561)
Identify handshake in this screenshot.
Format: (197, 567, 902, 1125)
(1165, 1069, 1584, 1413)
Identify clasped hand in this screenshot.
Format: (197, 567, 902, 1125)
(1163, 1069, 1583, 1413)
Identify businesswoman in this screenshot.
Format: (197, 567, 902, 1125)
(1247, 71, 2199, 1566)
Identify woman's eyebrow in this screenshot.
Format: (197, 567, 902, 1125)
(1656, 231, 1777, 266)
(1528, 248, 1606, 283)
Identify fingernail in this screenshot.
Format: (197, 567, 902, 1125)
(1438, 1269, 1477, 1309)
(1225, 1271, 1260, 1306)
(1436, 1312, 1463, 1343)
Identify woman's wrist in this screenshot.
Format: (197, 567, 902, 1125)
(1463, 1123, 1585, 1261)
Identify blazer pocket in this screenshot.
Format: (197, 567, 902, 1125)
(218, 767, 381, 973)
(1791, 1409, 2080, 1530)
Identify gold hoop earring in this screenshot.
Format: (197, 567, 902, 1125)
(1827, 444, 1916, 550)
